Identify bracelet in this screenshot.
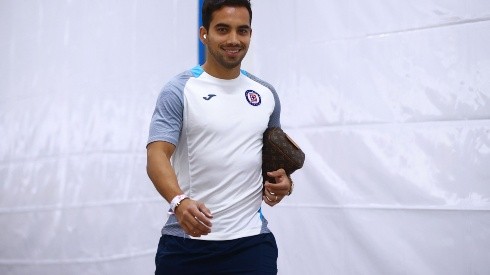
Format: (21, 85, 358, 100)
(287, 177, 294, 196)
(169, 194, 189, 214)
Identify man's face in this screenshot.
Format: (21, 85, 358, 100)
(205, 6, 251, 70)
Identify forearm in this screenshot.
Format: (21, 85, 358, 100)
(146, 145, 182, 203)
(146, 142, 212, 237)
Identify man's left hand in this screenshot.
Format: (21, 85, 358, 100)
(263, 168, 292, 207)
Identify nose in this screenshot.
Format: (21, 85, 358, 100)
(227, 31, 240, 45)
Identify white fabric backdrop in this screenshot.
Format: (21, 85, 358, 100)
(1, 1, 489, 274)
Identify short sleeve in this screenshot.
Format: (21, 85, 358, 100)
(147, 81, 185, 147)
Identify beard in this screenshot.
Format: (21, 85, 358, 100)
(208, 45, 248, 69)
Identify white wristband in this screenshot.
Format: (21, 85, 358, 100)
(169, 194, 188, 214)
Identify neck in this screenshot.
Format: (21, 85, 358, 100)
(201, 62, 241, 80)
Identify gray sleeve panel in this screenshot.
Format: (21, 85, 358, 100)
(268, 85, 282, 128)
(147, 71, 191, 147)
(243, 71, 282, 128)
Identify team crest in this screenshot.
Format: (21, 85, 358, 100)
(245, 90, 261, 106)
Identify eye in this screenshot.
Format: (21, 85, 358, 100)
(238, 28, 250, 35)
(216, 27, 228, 33)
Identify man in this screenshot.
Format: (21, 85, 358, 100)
(146, 0, 292, 274)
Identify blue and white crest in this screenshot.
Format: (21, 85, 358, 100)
(245, 90, 261, 106)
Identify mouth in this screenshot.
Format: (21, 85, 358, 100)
(223, 47, 241, 57)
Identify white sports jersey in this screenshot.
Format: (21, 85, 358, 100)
(148, 66, 281, 240)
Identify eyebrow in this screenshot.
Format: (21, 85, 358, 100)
(214, 23, 251, 30)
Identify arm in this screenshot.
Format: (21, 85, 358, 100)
(146, 141, 182, 202)
(146, 141, 213, 237)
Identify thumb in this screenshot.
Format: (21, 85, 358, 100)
(267, 168, 286, 178)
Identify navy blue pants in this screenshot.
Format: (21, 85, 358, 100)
(155, 233, 278, 275)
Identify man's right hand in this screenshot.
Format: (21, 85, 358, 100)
(174, 199, 213, 237)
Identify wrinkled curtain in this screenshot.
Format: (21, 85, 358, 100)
(1, 1, 489, 274)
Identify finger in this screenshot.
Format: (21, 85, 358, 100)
(263, 195, 273, 206)
(263, 195, 278, 206)
(267, 189, 286, 200)
(195, 203, 213, 228)
(179, 211, 210, 236)
(183, 212, 211, 235)
(189, 229, 202, 237)
(183, 219, 209, 237)
(193, 215, 212, 233)
(264, 183, 289, 196)
(181, 221, 197, 237)
(264, 181, 278, 189)
(267, 168, 286, 177)
(264, 194, 272, 202)
(197, 203, 213, 219)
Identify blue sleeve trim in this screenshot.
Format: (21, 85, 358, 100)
(191, 65, 204, 78)
(258, 207, 264, 220)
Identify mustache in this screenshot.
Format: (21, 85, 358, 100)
(221, 42, 243, 48)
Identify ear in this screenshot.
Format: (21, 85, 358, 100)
(199, 26, 207, 44)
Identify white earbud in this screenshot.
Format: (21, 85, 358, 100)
(203, 34, 207, 39)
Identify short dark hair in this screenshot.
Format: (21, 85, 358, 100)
(201, 0, 252, 30)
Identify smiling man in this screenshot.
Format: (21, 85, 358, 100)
(146, 0, 292, 274)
